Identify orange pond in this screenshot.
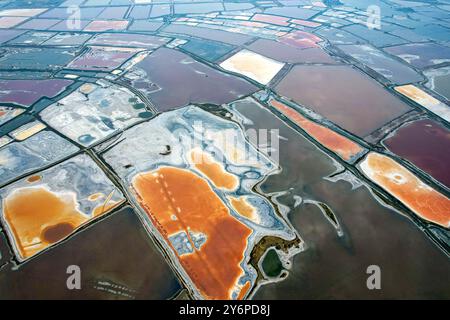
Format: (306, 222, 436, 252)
(131, 167, 253, 299)
(270, 99, 364, 161)
(360, 153, 450, 228)
(188, 148, 239, 190)
(3, 186, 120, 259)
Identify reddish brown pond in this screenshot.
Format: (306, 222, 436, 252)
(383, 118, 450, 189)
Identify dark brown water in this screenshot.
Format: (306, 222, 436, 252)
(383, 118, 450, 189)
(124, 47, 258, 111)
(0, 207, 182, 299)
(41, 222, 75, 244)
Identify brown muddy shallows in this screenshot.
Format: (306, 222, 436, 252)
(41, 222, 75, 243)
(360, 152, 450, 228)
(26, 175, 41, 183)
(249, 236, 301, 283)
(188, 149, 239, 190)
(270, 99, 364, 161)
(132, 167, 252, 300)
(3, 187, 120, 259)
